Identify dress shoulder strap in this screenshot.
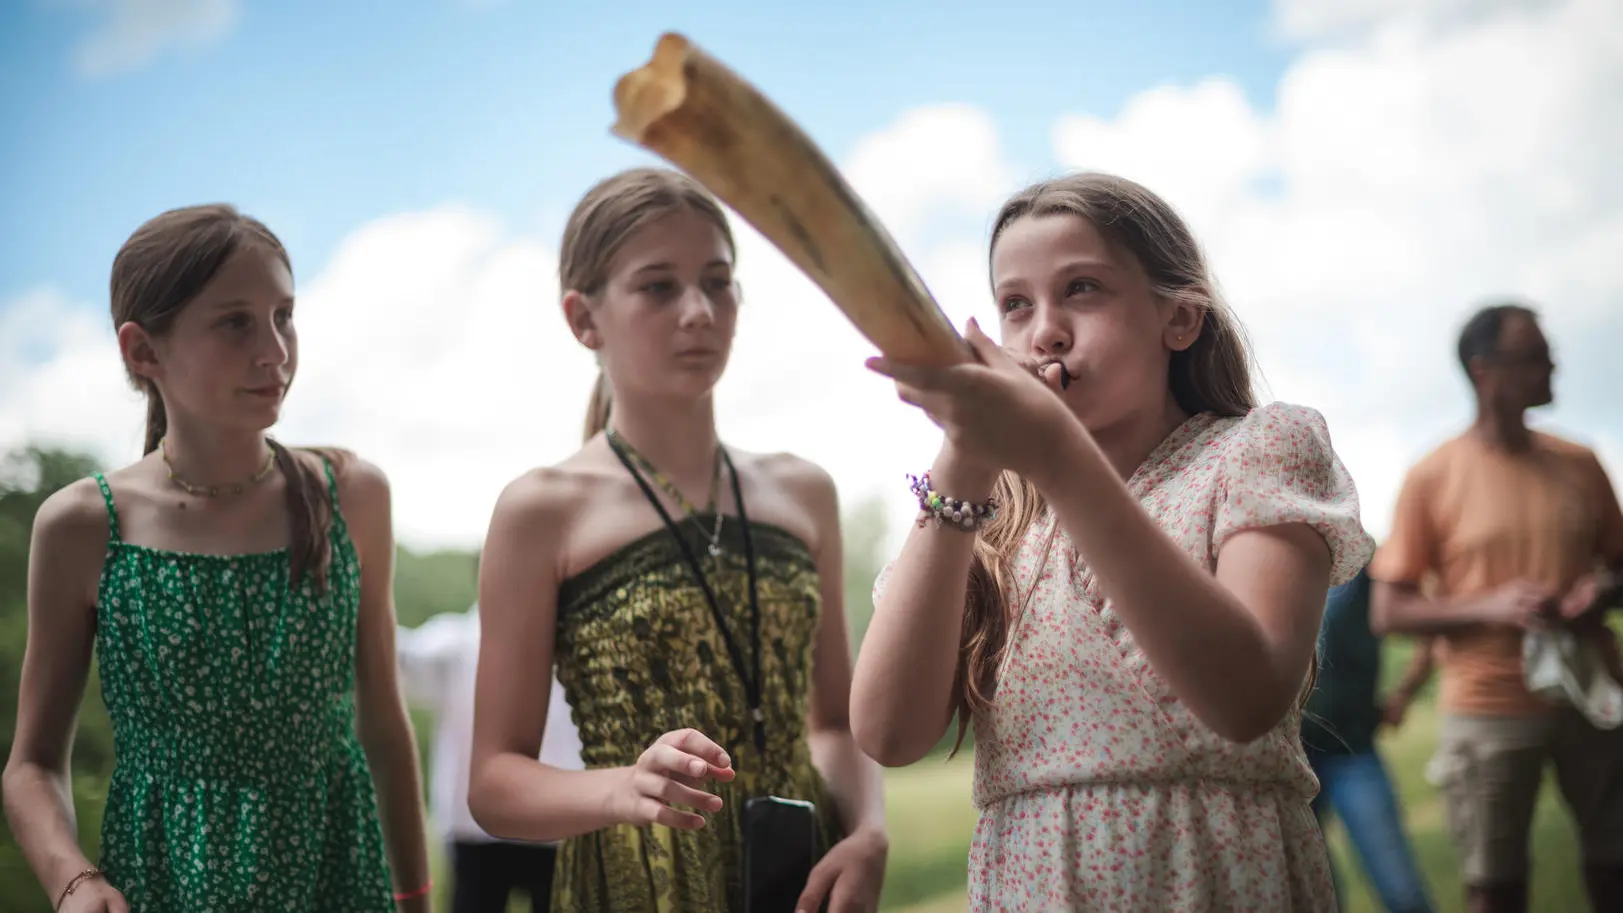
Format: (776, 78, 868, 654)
(91, 472, 121, 543)
(316, 454, 349, 539)
(320, 455, 340, 507)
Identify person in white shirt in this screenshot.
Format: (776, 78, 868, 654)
(397, 604, 583, 913)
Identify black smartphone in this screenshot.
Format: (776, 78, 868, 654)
(742, 795, 820, 913)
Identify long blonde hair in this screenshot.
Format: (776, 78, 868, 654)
(558, 168, 737, 442)
(950, 173, 1300, 754)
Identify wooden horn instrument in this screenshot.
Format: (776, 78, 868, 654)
(610, 32, 971, 367)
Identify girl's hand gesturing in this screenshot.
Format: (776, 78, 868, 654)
(612, 728, 736, 830)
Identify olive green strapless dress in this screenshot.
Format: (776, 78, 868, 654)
(550, 514, 843, 913)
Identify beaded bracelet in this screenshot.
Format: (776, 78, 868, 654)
(909, 471, 996, 532)
(55, 868, 104, 910)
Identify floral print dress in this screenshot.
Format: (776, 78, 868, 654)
(89, 465, 394, 912)
(881, 403, 1376, 912)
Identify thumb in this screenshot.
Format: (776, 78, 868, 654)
(964, 317, 1009, 366)
(795, 855, 839, 913)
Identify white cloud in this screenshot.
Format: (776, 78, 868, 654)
(60, 0, 240, 77)
(1269, 0, 1535, 42)
(0, 113, 1012, 552)
(1053, 79, 1275, 237)
(842, 104, 1021, 245)
(275, 206, 591, 548)
(0, 288, 145, 459)
(6, 0, 1621, 555)
(1057, 0, 1623, 539)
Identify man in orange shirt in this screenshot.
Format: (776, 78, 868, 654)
(1370, 302, 1623, 913)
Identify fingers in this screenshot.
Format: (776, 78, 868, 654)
(795, 858, 839, 913)
(1560, 595, 1588, 621)
(1499, 579, 1557, 628)
(646, 742, 714, 778)
(629, 729, 731, 832)
(1559, 578, 1600, 620)
(632, 768, 723, 814)
(865, 355, 983, 396)
(657, 729, 734, 777)
(825, 871, 870, 913)
(634, 795, 707, 831)
(864, 356, 937, 389)
(866, 352, 999, 431)
(874, 377, 947, 429)
(963, 317, 1007, 366)
(1516, 606, 1550, 630)
(1527, 589, 1560, 627)
(892, 382, 933, 413)
(1512, 579, 1556, 601)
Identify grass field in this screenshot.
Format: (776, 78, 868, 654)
(870, 701, 1593, 913)
(431, 651, 1605, 913)
(436, 699, 1594, 912)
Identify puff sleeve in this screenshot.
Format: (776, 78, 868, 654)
(1211, 402, 1375, 587)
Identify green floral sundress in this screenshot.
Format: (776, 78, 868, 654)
(89, 462, 394, 911)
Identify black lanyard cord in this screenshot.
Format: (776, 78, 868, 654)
(606, 435, 766, 756)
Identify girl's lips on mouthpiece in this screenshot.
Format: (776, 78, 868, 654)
(1039, 359, 1073, 390)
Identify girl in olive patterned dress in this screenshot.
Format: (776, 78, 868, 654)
(3, 205, 433, 912)
(467, 168, 889, 913)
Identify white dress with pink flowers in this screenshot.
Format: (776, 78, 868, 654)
(880, 403, 1375, 912)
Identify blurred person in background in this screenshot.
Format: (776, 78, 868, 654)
(398, 600, 583, 913)
(1370, 301, 1623, 913)
(1301, 564, 1435, 913)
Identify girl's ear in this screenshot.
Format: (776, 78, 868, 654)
(1163, 298, 1205, 352)
(562, 290, 602, 350)
(118, 321, 164, 381)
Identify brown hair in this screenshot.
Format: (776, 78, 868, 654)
(950, 172, 1305, 753)
(111, 203, 338, 592)
(557, 168, 737, 442)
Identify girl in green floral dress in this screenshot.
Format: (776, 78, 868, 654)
(467, 168, 890, 913)
(3, 205, 434, 912)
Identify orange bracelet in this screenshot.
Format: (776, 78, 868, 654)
(393, 880, 432, 902)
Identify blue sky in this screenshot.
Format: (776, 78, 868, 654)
(0, 0, 1290, 312)
(4, 0, 1618, 549)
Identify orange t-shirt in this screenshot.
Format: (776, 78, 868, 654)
(1369, 429, 1623, 716)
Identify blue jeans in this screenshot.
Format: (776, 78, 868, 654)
(1309, 749, 1434, 913)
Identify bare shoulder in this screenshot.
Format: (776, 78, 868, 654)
(297, 448, 389, 528)
(732, 448, 839, 554)
(30, 478, 113, 603)
(490, 461, 599, 539)
(754, 451, 837, 506)
(1533, 430, 1605, 468)
(32, 477, 113, 551)
(1400, 432, 1473, 485)
(482, 461, 621, 596)
(298, 446, 379, 495)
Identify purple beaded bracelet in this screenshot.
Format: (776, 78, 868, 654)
(908, 471, 996, 532)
